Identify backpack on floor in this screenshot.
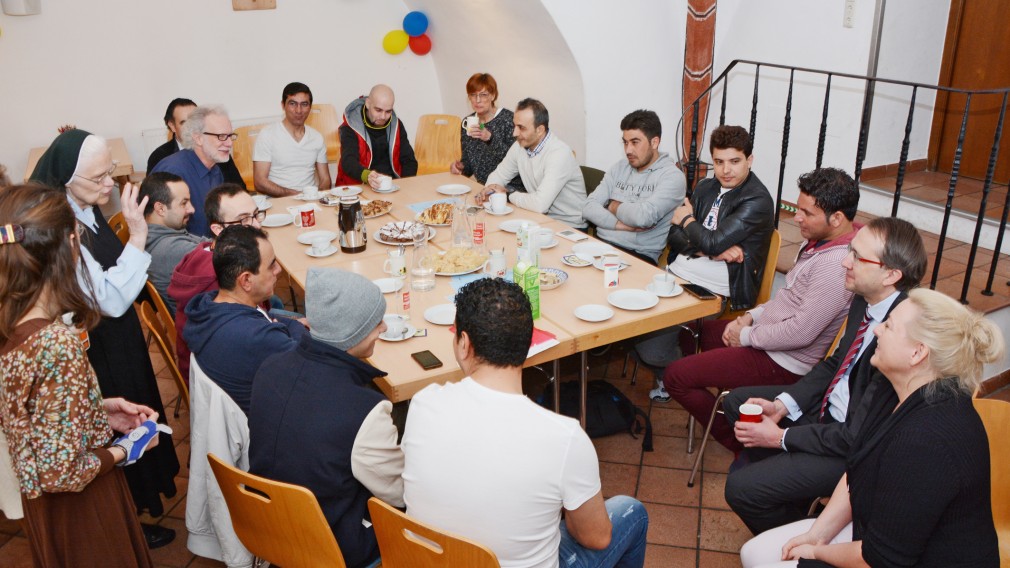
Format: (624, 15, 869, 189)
(542, 379, 653, 451)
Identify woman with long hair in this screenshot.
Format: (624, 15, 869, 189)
(741, 287, 1003, 567)
(0, 184, 162, 565)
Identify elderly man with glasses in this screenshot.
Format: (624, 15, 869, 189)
(151, 105, 238, 236)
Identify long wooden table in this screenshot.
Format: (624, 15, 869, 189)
(266, 172, 721, 425)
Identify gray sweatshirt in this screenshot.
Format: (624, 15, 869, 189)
(146, 224, 209, 316)
(582, 152, 686, 261)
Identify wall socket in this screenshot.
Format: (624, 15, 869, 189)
(843, 0, 856, 28)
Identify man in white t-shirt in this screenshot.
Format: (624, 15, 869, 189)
(401, 278, 648, 568)
(252, 82, 331, 197)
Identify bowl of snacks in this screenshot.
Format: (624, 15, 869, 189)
(539, 267, 568, 290)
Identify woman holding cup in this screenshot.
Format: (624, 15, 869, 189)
(450, 73, 524, 192)
(740, 288, 1002, 568)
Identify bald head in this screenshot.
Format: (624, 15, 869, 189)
(365, 84, 395, 127)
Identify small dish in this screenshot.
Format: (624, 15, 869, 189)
(574, 304, 614, 322)
(645, 282, 684, 298)
(539, 267, 568, 290)
(305, 245, 339, 258)
(372, 185, 400, 194)
(262, 213, 293, 228)
(572, 241, 619, 257)
(607, 289, 659, 311)
(561, 253, 595, 267)
(592, 258, 631, 271)
(297, 230, 338, 245)
(483, 205, 514, 216)
(331, 186, 362, 198)
(437, 184, 472, 196)
(372, 278, 404, 294)
(379, 323, 417, 342)
(424, 304, 456, 326)
(499, 219, 536, 233)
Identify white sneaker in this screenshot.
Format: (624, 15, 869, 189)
(649, 381, 671, 403)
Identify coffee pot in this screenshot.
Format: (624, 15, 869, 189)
(338, 196, 367, 253)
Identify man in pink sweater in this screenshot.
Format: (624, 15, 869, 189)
(664, 168, 859, 453)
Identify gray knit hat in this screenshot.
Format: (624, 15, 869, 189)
(306, 268, 386, 351)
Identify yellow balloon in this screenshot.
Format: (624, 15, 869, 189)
(382, 30, 409, 55)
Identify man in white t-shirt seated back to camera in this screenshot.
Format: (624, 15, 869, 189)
(401, 278, 648, 568)
(252, 81, 332, 197)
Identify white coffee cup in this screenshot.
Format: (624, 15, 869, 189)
(303, 185, 319, 199)
(602, 254, 621, 268)
(379, 176, 393, 191)
(384, 314, 407, 338)
(652, 273, 676, 295)
(383, 249, 407, 276)
(310, 235, 331, 255)
(536, 228, 554, 248)
(489, 192, 507, 214)
(463, 116, 479, 132)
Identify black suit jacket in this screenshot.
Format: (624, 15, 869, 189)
(782, 292, 905, 457)
(147, 138, 246, 189)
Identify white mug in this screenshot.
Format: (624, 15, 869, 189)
(303, 185, 319, 199)
(287, 205, 303, 227)
(384, 314, 407, 337)
(383, 249, 407, 276)
(489, 192, 507, 214)
(463, 116, 479, 132)
(652, 273, 676, 295)
(310, 236, 332, 255)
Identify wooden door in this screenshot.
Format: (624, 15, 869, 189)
(928, 0, 1010, 183)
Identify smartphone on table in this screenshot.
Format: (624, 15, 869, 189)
(411, 350, 443, 370)
(681, 283, 719, 301)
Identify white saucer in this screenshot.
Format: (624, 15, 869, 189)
(484, 205, 514, 216)
(499, 219, 536, 233)
(437, 184, 472, 196)
(305, 245, 339, 258)
(573, 241, 619, 257)
(424, 304, 456, 326)
(372, 185, 400, 194)
(592, 258, 631, 271)
(292, 193, 322, 201)
(380, 324, 417, 342)
(607, 289, 659, 311)
(297, 230, 338, 245)
(646, 282, 684, 298)
(331, 186, 362, 197)
(574, 304, 614, 322)
(372, 278, 405, 294)
(262, 213, 293, 227)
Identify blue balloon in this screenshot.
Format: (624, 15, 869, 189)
(403, 11, 428, 37)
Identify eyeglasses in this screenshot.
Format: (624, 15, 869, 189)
(220, 210, 267, 227)
(203, 132, 238, 142)
(468, 92, 492, 102)
(846, 244, 885, 267)
(74, 163, 117, 185)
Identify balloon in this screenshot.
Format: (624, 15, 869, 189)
(382, 30, 409, 55)
(409, 34, 432, 56)
(402, 11, 428, 37)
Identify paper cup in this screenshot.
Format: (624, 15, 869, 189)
(739, 403, 763, 423)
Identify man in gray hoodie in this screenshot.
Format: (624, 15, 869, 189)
(582, 110, 686, 264)
(139, 171, 209, 316)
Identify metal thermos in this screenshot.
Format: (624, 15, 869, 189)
(338, 196, 367, 253)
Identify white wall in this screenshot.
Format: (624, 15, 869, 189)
(0, 0, 441, 180)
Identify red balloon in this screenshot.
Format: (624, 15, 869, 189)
(409, 34, 432, 56)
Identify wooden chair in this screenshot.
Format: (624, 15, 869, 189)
(108, 211, 129, 245)
(208, 453, 347, 568)
(972, 395, 1010, 564)
(138, 299, 189, 418)
(580, 165, 606, 237)
(305, 103, 342, 164)
(414, 114, 462, 176)
(719, 228, 781, 320)
(232, 124, 266, 190)
(367, 497, 499, 568)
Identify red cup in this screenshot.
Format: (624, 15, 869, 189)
(300, 207, 316, 228)
(739, 403, 763, 423)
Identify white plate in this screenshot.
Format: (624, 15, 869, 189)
(645, 282, 684, 298)
(437, 184, 472, 196)
(573, 241, 619, 257)
(415, 212, 452, 227)
(593, 258, 631, 271)
(484, 205, 514, 216)
(262, 213, 293, 228)
(373, 225, 436, 246)
(434, 251, 488, 276)
(424, 304, 456, 326)
(372, 185, 400, 194)
(561, 253, 595, 267)
(499, 219, 537, 233)
(607, 289, 659, 311)
(372, 278, 404, 294)
(539, 267, 568, 290)
(361, 199, 393, 219)
(331, 186, 362, 197)
(297, 230, 338, 245)
(305, 245, 339, 258)
(574, 304, 614, 322)
(379, 323, 417, 342)
(538, 239, 560, 250)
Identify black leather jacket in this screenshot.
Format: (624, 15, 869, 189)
(666, 172, 774, 311)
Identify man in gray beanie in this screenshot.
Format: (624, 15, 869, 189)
(248, 268, 403, 568)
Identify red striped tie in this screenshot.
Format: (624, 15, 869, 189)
(819, 309, 872, 421)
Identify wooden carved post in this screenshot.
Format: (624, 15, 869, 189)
(682, 0, 717, 190)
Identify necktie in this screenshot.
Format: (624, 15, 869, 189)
(819, 309, 872, 421)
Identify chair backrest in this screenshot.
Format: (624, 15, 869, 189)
(232, 124, 266, 189)
(414, 114, 462, 176)
(972, 396, 1010, 564)
(208, 453, 347, 568)
(580, 165, 606, 196)
(108, 211, 129, 245)
(825, 316, 848, 360)
(367, 497, 499, 568)
(719, 228, 781, 320)
(143, 281, 175, 351)
(138, 300, 189, 409)
(305, 103, 342, 164)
